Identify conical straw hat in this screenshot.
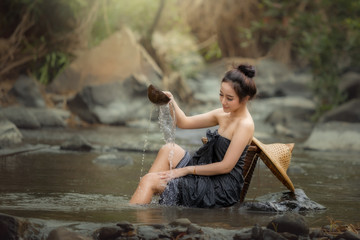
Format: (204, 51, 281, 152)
(252, 137, 295, 192)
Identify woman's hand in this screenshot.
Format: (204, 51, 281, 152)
(163, 91, 174, 102)
(157, 167, 191, 181)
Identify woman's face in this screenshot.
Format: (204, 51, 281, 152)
(219, 82, 241, 113)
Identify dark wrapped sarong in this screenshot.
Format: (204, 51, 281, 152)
(159, 129, 249, 208)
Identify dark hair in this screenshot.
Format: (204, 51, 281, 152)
(221, 64, 257, 101)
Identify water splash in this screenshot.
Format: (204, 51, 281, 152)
(158, 103, 176, 169)
(139, 103, 176, 181)
(158, 103, 176, 144)
(140, 105, 155, 179)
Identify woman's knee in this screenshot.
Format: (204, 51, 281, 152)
(160, 143, 185, 158)
(159, 143, 180, 154)
(140, 173, 164, 192)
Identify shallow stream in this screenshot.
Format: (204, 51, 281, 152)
(0, 125, 359, 236)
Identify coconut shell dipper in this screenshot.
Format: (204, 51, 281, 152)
(147, 84, 170, 105)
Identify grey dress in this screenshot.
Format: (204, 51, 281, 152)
(159, 129, 249, 208)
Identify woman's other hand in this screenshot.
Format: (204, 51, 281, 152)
(157, 167, 190, 181)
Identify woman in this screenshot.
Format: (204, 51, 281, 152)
(130, 64, 257, 208)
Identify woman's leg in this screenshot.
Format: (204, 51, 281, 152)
(148, 143, 186, 172)
(129, 143, 185, 204)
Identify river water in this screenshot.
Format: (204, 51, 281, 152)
(0, 124, 359, 236)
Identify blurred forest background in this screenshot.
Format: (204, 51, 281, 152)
(1, 0, 359, 119)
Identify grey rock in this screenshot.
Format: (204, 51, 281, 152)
(30, 108, 66, 127)
(94, 226, 122, 240)
(116, 221, 135, 232)
(10, 75, 46, 108)
(187, 223, 203, 235)
(67, 76, 151, 125)
(303, 121, 360, 152)
(262, 228, 288, 240)
(0, 213, 18, 240)
(0, 118, 22, 147)
(233, 228, 253, 240)
(334, 230, 360, 240)
(0, 213, 40, 240)
(92, 227, 123, 240)
(46, 227, 91, 240)
(1, 107, 41, 129)
(267, 213, 309, 236)
(0, 107, 67, 129)
(251, 224, 263, 240)
(255, 59, 312, 99)
(319, 99, 360, 123)
(60, 135, 93, 151)
(242, 189, 326, 212)
(265, 106, 315, 125)
(93, 154, 133, 168)
(169, 218, 192, 227)
(340, 72, 360, 101)
(137, 225, 163, 240)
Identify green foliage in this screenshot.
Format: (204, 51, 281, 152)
(34, 51, 70, 85)
(90, 0, 181, 47)
(259, 0, 360, 120)
(203, 42, 222, 61)
(0, 0, 85, 83)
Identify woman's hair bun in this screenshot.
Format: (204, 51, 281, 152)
(238, 64, 255, 78)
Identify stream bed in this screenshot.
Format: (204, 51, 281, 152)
(0, 126, 359, 236)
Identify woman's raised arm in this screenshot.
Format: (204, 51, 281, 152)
(164, 91, 219, 129)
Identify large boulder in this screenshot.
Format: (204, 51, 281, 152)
(30, 108, 67, 127)
(319, 99, 360, 123)
(0, 213, 40, 240)
(0, 107, 41, 129)
(47, 27, 162, 95)
(255, 59, 312, 99)
(242, 189, 326, 212)
(67, 75, 151, 125)
(0, 107, 67, 129)
(303, 121, 360, 152)
(10, 75, 46, 108)
(254, 96, 316, 139)
(267, 213, 309, 236)
(340, 72, 360, 101)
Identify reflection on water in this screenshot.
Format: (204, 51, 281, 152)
(0, 139, 359, 231)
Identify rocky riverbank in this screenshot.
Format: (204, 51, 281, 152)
(1, 57, 360, 152)
(1, 212, 359, 240)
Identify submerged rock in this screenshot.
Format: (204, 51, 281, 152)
(60, 135, 93, 151)
(242, 188, 326, 212)
(92, 154, 133, 168)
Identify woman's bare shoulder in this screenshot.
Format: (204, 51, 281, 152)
(233, 116, 254, 141)
(211, 108, 225, 118)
